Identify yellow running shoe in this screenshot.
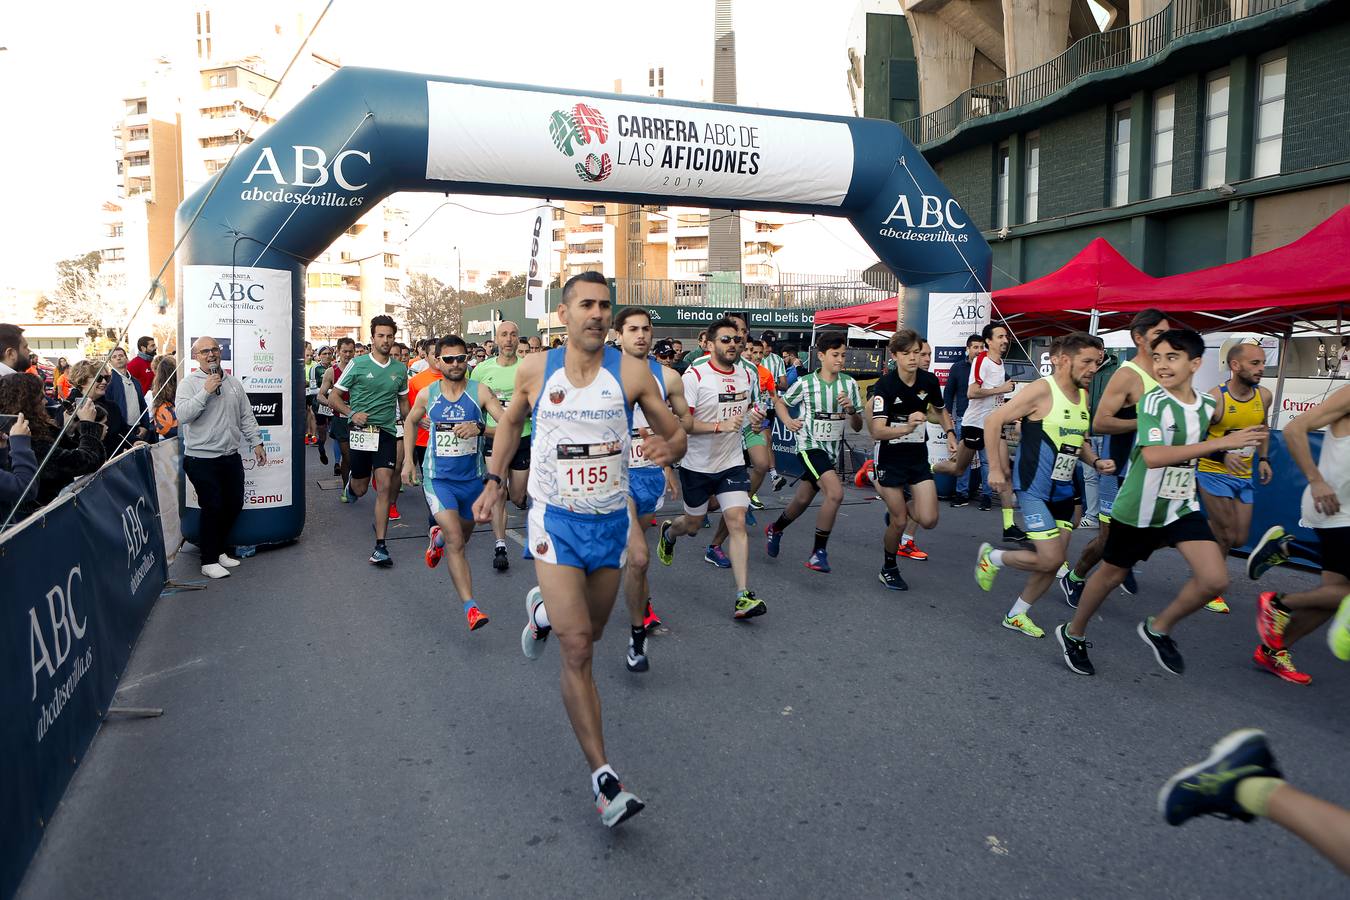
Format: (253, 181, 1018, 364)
(1204, 597, 1230, 614)
(1330, 594, 1350, 662)
(1002, 613, 1045, 638)
(974, 542, 999, 592)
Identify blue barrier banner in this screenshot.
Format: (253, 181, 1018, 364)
(0, 447, 165, 898)
(770, 404, 803, 479)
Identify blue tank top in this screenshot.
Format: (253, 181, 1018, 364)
(421, 379, 485, 481)
(529, 346, 632, 514)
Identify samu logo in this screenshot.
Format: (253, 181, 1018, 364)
(549, 103, 611, 184)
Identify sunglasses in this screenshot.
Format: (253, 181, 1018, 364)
(715, 336, 745, 345)
(440, 354, 469, 364)
(95, 374, 109, 384)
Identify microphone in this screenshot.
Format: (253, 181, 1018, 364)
(209, 362, 222, 395)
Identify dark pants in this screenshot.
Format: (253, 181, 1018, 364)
(185, 452, 245, 563)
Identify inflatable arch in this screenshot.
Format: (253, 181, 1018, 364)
(175, 68, 991, 545)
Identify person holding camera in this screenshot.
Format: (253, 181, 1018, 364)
(176, 337, 265, 579)
(0, 372, 105, 521)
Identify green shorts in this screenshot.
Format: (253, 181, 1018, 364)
(742, 430, 768, 450)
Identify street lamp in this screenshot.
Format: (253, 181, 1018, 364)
(451, 244, 462, 295)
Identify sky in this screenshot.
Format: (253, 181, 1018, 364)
(0, 0, 883, 293)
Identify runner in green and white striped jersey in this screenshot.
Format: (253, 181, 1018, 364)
(1111, 386, 1217, 528)
(782, 370, 864, 458)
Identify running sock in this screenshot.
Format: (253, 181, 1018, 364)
(772, 514, 793, 532)
(902, 528, 917, 544)
(533, 602, 551, 630)
(463, 599, 476, 613)
(1235, 776, 1285, 818)
(631, 625, 646, 653)
(813, 529, 831, 552)
(1008, 598, 1031, 618)
(884, 551, 898, 570)
(375, 539, 387, 550)
(495, 539, 506, 550)
(591, 764, 618, 798)
(1146, 617, 1167, 637)
(988, 548, 1007, 567)
(1068, 571, 1085, 584)
(1002, 508, 1014, 529)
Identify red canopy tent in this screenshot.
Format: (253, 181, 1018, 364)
(812, 294, 898, 329)
(991, 237, 1156, 333)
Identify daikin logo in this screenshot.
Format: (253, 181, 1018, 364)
(549, 103, 612, 183)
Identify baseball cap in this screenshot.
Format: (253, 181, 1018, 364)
(653, 339, 676, 357)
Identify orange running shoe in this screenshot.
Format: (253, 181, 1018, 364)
(388, 503, 401, 521)
(642, 600, 662, 630)
(896, 538, 928, 561)
(425, 526, 444, 569)
(1252, 645, 1310, 685)
(466, 605, 489, 631)
(1255, 591, 1290, 651)
(854, 459, 875, 489)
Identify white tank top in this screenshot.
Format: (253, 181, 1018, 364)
(1300, 429, 1350, 528)
(529, 346, 632, 514)
(630, 357, 666, 469)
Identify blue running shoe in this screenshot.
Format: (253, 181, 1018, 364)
(805, 549, 830, 573)
(701, 514, 712, 529)
(765, 524, 782, 558)
(745, 509, 757, 527)
(704, 544, 731, 568)
(1158, 729, 1281, 826)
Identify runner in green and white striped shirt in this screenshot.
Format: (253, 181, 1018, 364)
(1057, 328, 1266, 678)
(765, 333, 864, 573)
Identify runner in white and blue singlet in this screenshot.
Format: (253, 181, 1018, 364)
(472, 272, 686, 830)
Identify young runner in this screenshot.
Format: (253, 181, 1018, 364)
(1195, 339, 1273, 614)
(973, 333, 1112, 637)
(328, 316, 409, 566)
(1056, 328, 1264, 676)
(866, 329, 957, 590)
(1246, 384, 1350, 682)
(615, 309, 690, 672)
(319, 337, 355, 485)
(473, 271, 685, 829)
(401, 335, 506, 630)
(474, 320, 531, 572)
(657, 317, 768, 619)
(766, 332, 864, 573)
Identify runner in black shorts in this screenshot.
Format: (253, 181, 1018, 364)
(867, 329, 957, 590)
(483, 436, 531, 473)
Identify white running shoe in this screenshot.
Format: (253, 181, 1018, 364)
(521, 587, 551, 660)
(201, 563, 230, 579)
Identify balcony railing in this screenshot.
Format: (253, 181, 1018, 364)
(609, 270, 900, 311)
(900, 0, 1298, 147)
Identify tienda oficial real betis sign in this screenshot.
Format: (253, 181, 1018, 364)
(426, 82, 854, 206)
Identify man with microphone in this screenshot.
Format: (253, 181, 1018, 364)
(176, 336, 266, 579)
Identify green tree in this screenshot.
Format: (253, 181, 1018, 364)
(49, 251, 106, 329)
(399, 272, 463, 337)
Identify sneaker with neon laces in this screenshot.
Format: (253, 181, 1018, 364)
(1330, 594, 1350, 661)
(1252, 645, 1310, 685)
(657, 521, 676, 566)
(388, 503, 401, 521)
(703, 544, 731, 568)
(521, 587, 550, 659)
(626, 630, 649, 673)
(1158, 729, 1282, 826)
(1138, 617, 1184, 675)
(425, 526, 445, 568)
(896, 539, 928, 561)
(878, 567, 908, 591)
(1121, 569, 1139, 595)
(1060, 571, 1085, 609)
(1056, 624, 1094, 676)
(733, 590, 767, 619)
(1255, 592, 1290, 651)
(805, 549, 830, 573)
(642, 600, 662, 630)
(1002, 613, 1045, 638)
(974, 542, 999, 592)
(765, 524, 782, 558)
(1205, 597, 1230, 614)
(749, 493, 765, 510)
(1247, 525, 1293, 580)
(465, 605, 489, 631)
(595, 771, 645, 829)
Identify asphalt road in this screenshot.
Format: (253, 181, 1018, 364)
(18, 451, 1350, 898)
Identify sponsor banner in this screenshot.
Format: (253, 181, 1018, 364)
(525, 211, 552, 321)
(638, 305, 816, 330)
(927, 292, 990, 384)
(237, 145, 371, 210)
(1272, 377, 1344, 429)
(426, 82, 854, 207)
(770, 404, 805, 479)
(0, 448, 165, 898)
(182, 266, 293, 510)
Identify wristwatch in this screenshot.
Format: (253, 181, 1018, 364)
(482, 473, 502, 487)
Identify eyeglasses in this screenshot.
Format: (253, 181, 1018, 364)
(94, 374, 109, 384)
(198, 348, 220, 355)
(440, 354, 468, 364)
(715, 336, 745, 345)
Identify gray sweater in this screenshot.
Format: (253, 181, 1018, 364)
(176, 368, 262, 458)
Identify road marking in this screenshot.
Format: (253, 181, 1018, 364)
(115, 657, 206, 694)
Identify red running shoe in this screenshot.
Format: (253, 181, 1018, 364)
(643, 600, 662, 630)
(854, 459, 875, 489)
(425, 526, 444, 569)
(466, 605, 490, 631)
(896, 538, 928, 561)
(1252, 645, 1310, 685)
(1255, 591, 1290, 652)
(388, 503, 401, 522)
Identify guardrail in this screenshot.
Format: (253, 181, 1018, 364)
(901, 0, 1299, 147)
